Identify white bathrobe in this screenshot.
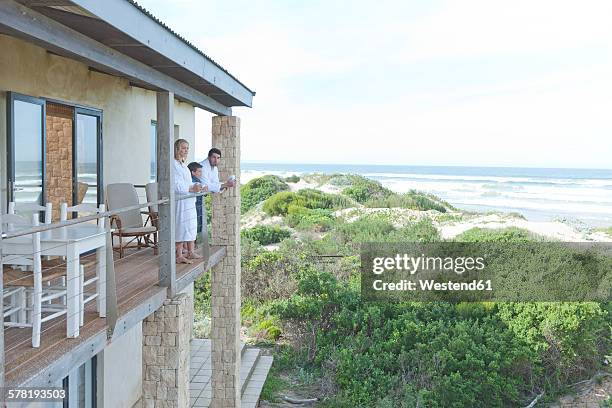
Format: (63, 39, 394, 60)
(174, 159, 196, 242)
(199, 157, 222, 193)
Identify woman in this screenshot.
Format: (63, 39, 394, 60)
(174, 139, 206, 264)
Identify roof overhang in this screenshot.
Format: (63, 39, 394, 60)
(1, 0, 254, 114)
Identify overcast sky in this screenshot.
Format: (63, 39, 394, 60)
(138, 0, 612, 169)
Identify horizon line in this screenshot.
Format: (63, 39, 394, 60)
(240, 161, 612, 171)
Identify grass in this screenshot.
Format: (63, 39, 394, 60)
(597, 226, 612, 236)
(260, 367, 290, 402)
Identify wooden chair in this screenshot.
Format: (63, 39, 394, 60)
(2, 213, 67, 348)
(60, 202, 106, 326)
(106, 183, 157, 258)
(76, 182, 89, 205)
(144, 182, 159, 229)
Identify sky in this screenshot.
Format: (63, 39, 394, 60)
(137, 0, 612, 169)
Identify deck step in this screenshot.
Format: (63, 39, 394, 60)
(190, 340, 271, 408)
(241, 356, 274, 408)
(240, 348, 261, 395)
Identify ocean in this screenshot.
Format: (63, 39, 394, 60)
(241, 163, 612, 228)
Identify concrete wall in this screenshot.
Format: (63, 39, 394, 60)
(0, 34, 196, 210)
(98, 323, 144, 408)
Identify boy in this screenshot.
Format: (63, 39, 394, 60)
(187, 161, 206, 233)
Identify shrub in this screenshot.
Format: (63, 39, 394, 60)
(342, 179, 393, 204)
(497, 302, 610, 386)
(297, 188, 353, 210)
(242, 248, 317, 301)
(274, 271, 538, 407)
(286, 205, 335, 232)
(241, 225, 291, 245)
(263, 191, 306, 216)
(242, 301, 283, 341)
(365, 190, 450, 212)
(390, 218, 440, 242)
(455, 227, 533, 242)
(263, 189, 353, 217)
(285, 174, 301, 183)
(241, 175, 289, 213)
(333, 215, 396, 244)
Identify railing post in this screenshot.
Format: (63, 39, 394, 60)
(199, 195, 210, 265)
(156, 91, 177, 297)
(104, 215, 118, 337)
(0, 219, 5, 389)
(210, 115, 241, 407)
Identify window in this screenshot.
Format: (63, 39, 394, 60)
(62, 356, 97, 407)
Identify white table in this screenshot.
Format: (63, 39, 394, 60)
(2, 224, 107, 338)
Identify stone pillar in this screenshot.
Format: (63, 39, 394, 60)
(45, 103, 74, 221)
(210, 116, 241, 407)
(142, 293, 193, 408)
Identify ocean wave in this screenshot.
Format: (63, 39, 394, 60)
(362, 172, 612, 187)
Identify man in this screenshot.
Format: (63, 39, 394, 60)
(199, 148, 236, 193)
(187, 161, 206, 233)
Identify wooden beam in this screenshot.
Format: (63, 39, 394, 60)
(106, 43, 145, 47)
(21, 330, 107, 387)
(0, 0, 232, 116)
(156, 91, 177, 297)
(68, 0, 254, 107)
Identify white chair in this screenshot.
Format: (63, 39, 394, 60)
(8, 201, 52, 224)
(60, 202, 106, 326)
(2, 213, 67, 348)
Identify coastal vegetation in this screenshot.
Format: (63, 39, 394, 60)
(195, 173, 611, 407)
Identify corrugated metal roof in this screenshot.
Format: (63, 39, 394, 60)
(127, 0, 255, 96)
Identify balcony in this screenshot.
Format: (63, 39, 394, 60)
(1, 194, 225, 387)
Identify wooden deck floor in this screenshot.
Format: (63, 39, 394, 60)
(3, 245, 225, 386)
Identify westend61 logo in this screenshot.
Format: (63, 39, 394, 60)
(361, 242, 612, 302)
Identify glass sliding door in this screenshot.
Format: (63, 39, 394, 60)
(74, 108, 102, 206)
(62, 356, 97, 407)
(7, 92, 46, 205)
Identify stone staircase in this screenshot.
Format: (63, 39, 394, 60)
(189, 339, 273, 408)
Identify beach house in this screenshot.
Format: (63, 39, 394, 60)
(0, 1, 262, 406)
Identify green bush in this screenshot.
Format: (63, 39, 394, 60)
(390, 218, 440, 242)
(274, 271, 538, 407)
(497, 302, 610, 385)
(263, 189, 353, 217)
(285, 174, 301, 183)
(286, 205, 335, 232)
(365, 191, 449, 212)
(455, 227, 533, 242)
(334, 215, 396, 244)
(241, 175, 289, 213)
(297, 188, 354, 210)
(263, 192, 306, 216)
(242, 301, 283, 341)
(342, 179, 393, 204)
(241, 225, 291, 245)
(242, 248, 317, 301)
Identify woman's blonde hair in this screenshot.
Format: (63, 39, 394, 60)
(174, 138, 189, 162)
